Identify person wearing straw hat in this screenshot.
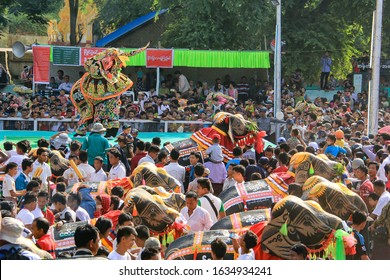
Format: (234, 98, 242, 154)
(81, 123, 110, 169)
(0, 217, 53, 260)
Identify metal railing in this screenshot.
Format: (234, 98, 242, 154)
(0, 117, 213, 133)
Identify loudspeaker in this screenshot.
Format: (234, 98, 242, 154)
(12, 41, 32, 58)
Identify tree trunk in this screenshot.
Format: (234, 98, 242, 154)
(69, 0, 79, 46)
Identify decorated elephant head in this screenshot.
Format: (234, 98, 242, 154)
(261, 195, 343, 259)
(300, 176, 368, 220)
(165, 230, 236, 260)
(210, 209, 271, 231)
(219, 174, 288, 216)
(131, 162, 181, 193)
(191, 112, 267, 162)
(123, 186, 185, 233)
(289, 152, 346, 184)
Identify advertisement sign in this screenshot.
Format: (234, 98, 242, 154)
(33, 46, 51, 83)
(146, 49, 174, 68)
(80, 47, 105, 65)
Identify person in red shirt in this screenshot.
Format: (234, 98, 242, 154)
(155, 151, 168, 168)
(130, 141, 147, 171)
(31, 217, 57, 259)
(272, 152, 290, 174)
(37, 191, 55, 225)
(353, 165, 374, 207)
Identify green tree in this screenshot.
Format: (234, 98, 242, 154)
(0, 0, 62, 35)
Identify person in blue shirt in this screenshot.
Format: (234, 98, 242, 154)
(226, 147, 243, 171)
(324, 134, 346, 158)
(15, 158, 34, 191)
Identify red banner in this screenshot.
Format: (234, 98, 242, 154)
(146, 49, 174, 68)
(80, 47, 105, 65)
(33, 46, 51, 83)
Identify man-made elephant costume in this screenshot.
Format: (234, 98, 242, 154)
(123, 186, 185, 234)
(299, 175, 368, 220)
(261, 195, 344, 259)
(70, 44, 149, 136)
(289, 152, 346, 184)
(219, 173, 288, 216)
(162, 112, 268, 165)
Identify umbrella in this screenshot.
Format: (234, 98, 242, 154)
(378, 125, 390, 135)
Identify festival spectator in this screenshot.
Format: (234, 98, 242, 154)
(180, 191, 213, 233)
(107, 148, 126, 180)
(223, 163, 237, 191)
(108, 226, 137, 260)
(113, 136, 131, 176)
(63, 155, 85, 186)
(52, 192, 77, 227)
(94, 195, 111, 218)
(272, 152, 290, 173)
(1, 140, 29, 174)
(31, 217, 57, 259)
(187, 164, 206, 193)
(226, 147, 242, 170)
(369, 201, 390, 259)
(67, 192, 90, 222)
(245, 158, 263, 181)
(352, 165, 374, 207)
(15, 158, 33, 191)
(78, 185, 97, 219)
(78, 151, 95, 181)
(73, 224, 105, 259)
(164, 149, 185, 192)
(197, 178, 226, 224)
(211, 238, 227, 260)
(138, 145, 159, 165)
(130, 141, 147, 171)
(37, 191, 55, 225)
(347, 211, 369, 260)
(81, 123, 110, 168)
(57, 75, 73, 93)
(16, 192, 37, 230)
(90, 156, 107, 182)
(370, 180, 390, 220)
(155, 151, 168, 168)
(3, 163, 26, 203)
(30, 148, 51, 190)
(231, 230, 258, 260)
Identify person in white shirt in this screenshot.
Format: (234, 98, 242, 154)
(197, 178, 226, 224)
(223, 163, 238, 192)
(108, 226, 137, 260)
(138, 145, 160, 166)
(108, 149, 126, 180)
(1, 140, 29, 175)
(63, 155, 86, 186)
(164, 149, 186, 192)
(231, 230, 258, 260)
(57, 75, 73, 93)
(78, 151, 95, 181)
(370, 180, 390, 219)
(67, 192, 91, 222)
(175, 70, 190, 94)
(30, 148, 52, 190)
(16, 192, 37, 230)
(3, 162, 26, 203)
(90, 156, 107, 182)
(180, 191, 213, 233)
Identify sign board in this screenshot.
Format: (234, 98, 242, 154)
(52, 46, 80, 66)
(80, 47, 105, 65)
(33, 46, 51, 84)
(146, 49, 174, 68)
(50, 221, 88, 257)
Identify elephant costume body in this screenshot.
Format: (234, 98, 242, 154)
(123, 186, 185, 233)
(219, 174, 288, 216)
(289, 152, 346, 184)
(165, 230, 236, 260)
(299, 176, 368, 220)
(131, 162, 181, 193)
(162, 112, 267, 165)
(261, 195, 343, 259)
(210, 209, 271, 231)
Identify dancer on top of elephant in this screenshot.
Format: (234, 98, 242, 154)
(70, 43, 150, 138)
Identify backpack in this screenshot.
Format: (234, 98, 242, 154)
(0, 247, 30, 260)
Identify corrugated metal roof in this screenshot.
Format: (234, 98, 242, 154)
(95, 9, 168, 47)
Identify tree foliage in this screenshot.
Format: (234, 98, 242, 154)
(91, 0, 387, 82)
(0, 0, 63, 33)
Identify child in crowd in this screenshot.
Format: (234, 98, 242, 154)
(206, 135, 223, 163)
(231, 230, 258, 260)
(3, 162, 26, 202)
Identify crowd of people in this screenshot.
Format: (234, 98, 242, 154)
(0, 56, 390, 260)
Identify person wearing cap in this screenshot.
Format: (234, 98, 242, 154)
(50, 131, 72, 155)
(277, 137, 287, 145)
(0, 217, 46, 260)
(81, 123, 110, 168)
(136, 237, 162, 260)
(206, 134, 224, 163)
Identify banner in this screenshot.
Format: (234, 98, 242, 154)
(146, 49, 174, 68)
(33, 46, 51, 84)
(80, 47, 105, 65)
